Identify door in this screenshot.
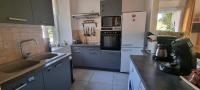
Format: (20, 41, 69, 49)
(120, 48, 143, 72)
(101, 0, 122, 16)
(2, 71, 44, 90)
(43, 58, 68, 90)
(9, 0, 33, 24)
(31, 0, 54, 25)
(122, 12, 146, 48)
(72, 47, 85, 67)
(0, 0, 33, 24)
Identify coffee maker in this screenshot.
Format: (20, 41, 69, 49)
(153, 35, 177, 61)
(157, 38, 197, 75)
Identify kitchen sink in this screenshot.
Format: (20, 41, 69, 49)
(0, 60, 40, 73)
(27, 53, 58, 61)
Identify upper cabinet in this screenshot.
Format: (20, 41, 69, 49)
(31, 0, 54, 25)
(0, 0, 54, 25)
(122, 0, 145, 12)
(100, 0, 122, 16)
(0, 0, 33, 24)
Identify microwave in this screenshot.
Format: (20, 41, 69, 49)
(102, 16, 121, 27)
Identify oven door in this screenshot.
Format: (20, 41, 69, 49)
(100, 31, 121, 50)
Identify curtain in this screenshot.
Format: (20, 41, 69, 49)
(181, 0, 196, 36)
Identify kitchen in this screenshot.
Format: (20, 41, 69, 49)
(0, 0, 200, 90)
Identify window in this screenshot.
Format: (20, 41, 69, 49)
(157, 10, 182, 32)
(42, 26, 57, 45)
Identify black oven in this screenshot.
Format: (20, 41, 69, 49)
(100, 31, 121, 50)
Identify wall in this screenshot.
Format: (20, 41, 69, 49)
(122, 0, 146, 12)
(0, 24, 47, 64)
(55, 0, 73, 45)
(70, 0, 101, 44)
(159, 0, 186, 11)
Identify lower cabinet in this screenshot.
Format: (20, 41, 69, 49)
(1, 70, 44, 90)
(1, 56, 72, 90)
(72, 46, 121, 70)
(129, 62, 146, 90)
(43, 56, 71, 90)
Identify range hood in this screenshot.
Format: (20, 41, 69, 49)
(72, 13, 100, 19)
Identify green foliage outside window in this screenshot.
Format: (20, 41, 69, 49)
(157, 13, 175, 32)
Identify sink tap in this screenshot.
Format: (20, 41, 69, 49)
(19, 39, 38, 59)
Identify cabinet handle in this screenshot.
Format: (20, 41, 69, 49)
(69, 56, 72, 60)
(8, 17, 27, 22)
(55, 62, 63, 67)
(47, 66, 53, 71)
(15, 83, 27, 90)
(28, 76, 35, 82)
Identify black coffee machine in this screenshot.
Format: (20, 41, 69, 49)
(157, 38, 197, 75)
(153, 35, 177, 61)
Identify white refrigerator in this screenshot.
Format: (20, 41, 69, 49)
(121, 12, 146, 72)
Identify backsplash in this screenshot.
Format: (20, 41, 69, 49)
(72, 30, 100, 44)
(0, 24, 47, 64)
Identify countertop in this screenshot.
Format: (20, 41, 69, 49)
(71, 44, 100, 47)
(130, 54, 194, 90)
(0, 52, 71, 86)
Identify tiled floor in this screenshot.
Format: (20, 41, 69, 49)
(71, 69, 128, 90)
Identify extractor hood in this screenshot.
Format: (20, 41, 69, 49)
(72, 13, 100, 19)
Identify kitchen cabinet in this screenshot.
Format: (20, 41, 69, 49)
(128, 61, 146, 90)
(0, 0, 33, 24)
(0, 0, 54, 25)
(30, 0, 54, 25)
(100, 0, 122, 16)
(100, 51, 121, 70)
(122, 0, 145, 12)
(1, 70, 44, 90)
(43, 56, 71, 90)
(71, 46, 121, 70)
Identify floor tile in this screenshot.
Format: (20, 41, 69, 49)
(74, 69, 94, 81)
(113, 84, 128, 90)
(90, 70, 114, 84)
(85, 82, 112, 90)
(71, 81, 88, 90)
(113, 72, 129, 80)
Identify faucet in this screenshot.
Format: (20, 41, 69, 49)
(19, 39, 37, 59)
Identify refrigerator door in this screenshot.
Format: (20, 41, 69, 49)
(121, 12, 146, 48)
(120, 48, 143, 72)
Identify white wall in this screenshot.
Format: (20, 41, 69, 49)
(122, 0, 146, 12)
(159, 0, 186, 11)
(55, 0, 73, 45)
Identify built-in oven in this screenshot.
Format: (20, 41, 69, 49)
(102, 16, 121, 27)
(100, 31, 121, 50)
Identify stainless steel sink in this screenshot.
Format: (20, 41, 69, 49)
(0, 60, 40, 73)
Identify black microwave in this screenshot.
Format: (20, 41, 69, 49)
(102, 16, 121, 27)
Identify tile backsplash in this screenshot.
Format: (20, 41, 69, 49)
(0, 24, 47, 64)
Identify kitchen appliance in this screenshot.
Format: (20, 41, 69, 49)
(102, 16, 121, 27)
(100, 31, 121, 50)
(157, 38, 197, 75)
(121, 12, 146, 72)
(154, 36, 177, 61)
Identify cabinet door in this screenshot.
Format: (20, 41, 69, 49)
(1, 70, 44, 90)
(31, 0, 54, 25)
(9, 0, 33, 24)
(101, 0, 122, 16)
(72, 47, 85, 67)
(43, 58, 68, 90)
(84, 47, 101, 68)
(100, 51, 121, 70)
(0, 0, 11, 23)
